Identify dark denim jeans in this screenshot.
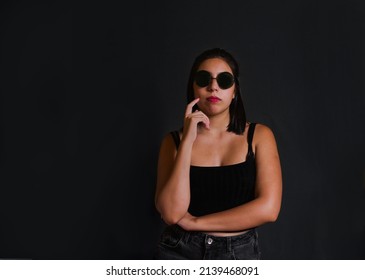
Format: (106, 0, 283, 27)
(154, 225, 261, 260)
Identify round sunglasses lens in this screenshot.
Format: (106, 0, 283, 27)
(217, 72, 234, 89)
(195, 71, 211, 87)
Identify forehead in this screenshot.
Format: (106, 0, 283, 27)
(197, 58, 232, 74)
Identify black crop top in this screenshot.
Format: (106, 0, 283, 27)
(170, 123, 257, 216)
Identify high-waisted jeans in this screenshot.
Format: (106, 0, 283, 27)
(154, 225, 261, 260)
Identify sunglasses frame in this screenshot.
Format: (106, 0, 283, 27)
(194, 70, 235, 90)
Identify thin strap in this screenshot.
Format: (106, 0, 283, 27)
(246, 123, 257, 158)
(170, 131, 180, 149)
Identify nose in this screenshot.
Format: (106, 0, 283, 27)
(207, 77, 219, 92)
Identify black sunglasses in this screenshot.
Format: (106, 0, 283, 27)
(194, 70, 235, 90)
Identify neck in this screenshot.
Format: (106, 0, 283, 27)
(199, 111, 230, 134)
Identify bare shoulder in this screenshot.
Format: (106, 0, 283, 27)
(251, 123, 278, 152)
(159, 132, 177, 155)
(161, 131, 173, 145)
(252, 123, 276, 140)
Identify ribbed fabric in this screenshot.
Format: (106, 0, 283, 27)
(170, 123, 256, 216)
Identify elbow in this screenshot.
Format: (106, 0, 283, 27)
(163, 215, 181, 225)
(155, 196, 188, 225)
(160, 211, 185, 225)
(156, 201, 186, 225)
(259, 195, 281, 223)
(266, 206, 281, 223)
(260, 201, 281, 223)
(268, 212, 279, 223)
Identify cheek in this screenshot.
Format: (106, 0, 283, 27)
(223, 89, 235, 101)
(193, 86, 204, 98)
(231, 87, 237, 99)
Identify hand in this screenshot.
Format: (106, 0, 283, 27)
(182, 98, 210, 144)
(177, 212, 198, 231)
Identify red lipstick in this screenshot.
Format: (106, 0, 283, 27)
(207, 96, 221, 103)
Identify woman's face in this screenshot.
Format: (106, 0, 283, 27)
(193, 58, 235, 117)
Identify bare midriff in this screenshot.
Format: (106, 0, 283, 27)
(204, 229, 249, 237)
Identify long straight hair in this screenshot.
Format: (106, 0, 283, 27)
(186, 48, 247, 134)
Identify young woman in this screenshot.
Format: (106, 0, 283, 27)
(154, 48, 282, 260)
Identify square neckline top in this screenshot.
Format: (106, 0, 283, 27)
(170, 123, 257, 217)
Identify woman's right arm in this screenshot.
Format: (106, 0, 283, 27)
(155, 98, 209, 225)
(154, 133, 193, 225)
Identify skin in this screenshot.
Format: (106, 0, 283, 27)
(155, 58, 282, 236)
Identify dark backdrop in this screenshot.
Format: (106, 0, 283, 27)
(1, 0, 364, 259)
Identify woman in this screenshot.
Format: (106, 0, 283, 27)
(154, 48, 282, 260)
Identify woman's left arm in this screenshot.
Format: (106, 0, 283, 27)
(178, 124, 282, 232)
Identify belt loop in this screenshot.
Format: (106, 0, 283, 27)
(226, 237, 232, 253)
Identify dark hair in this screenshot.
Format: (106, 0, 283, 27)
(186, 48, 247, 134)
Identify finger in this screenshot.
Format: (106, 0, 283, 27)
(197, 112, 210, 129)
(202, 116, 210, 129)
(185, 98, 200, 117)
(188, 113, 210, 129)
(188, 110, 209, 121)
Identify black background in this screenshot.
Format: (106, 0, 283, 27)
(1, 0, 364, 259)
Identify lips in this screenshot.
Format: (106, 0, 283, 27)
(207, 96, 221, 103)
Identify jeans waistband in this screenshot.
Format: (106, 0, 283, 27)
(171, 224, 256, 247)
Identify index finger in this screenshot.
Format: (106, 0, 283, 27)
(185, 98, 200, 117)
